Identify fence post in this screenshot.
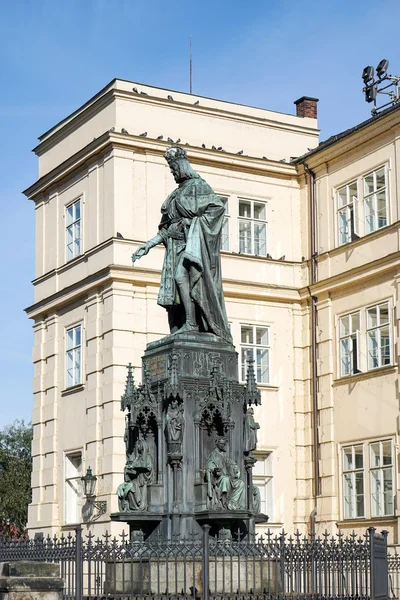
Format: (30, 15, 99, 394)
(75, 525, 83, 600)
(369, 526, 389, 600)
(202, 525, 211, 600)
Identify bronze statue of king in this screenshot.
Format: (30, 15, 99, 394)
(132, 146, 232, 344)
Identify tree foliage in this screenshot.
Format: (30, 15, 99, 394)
(0, 420, 33, 531)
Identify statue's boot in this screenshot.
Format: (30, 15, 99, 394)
(175, 280, 199, 333)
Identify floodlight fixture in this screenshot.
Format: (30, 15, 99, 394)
(376, 59, 389, 79)
(362, 66, 374, 84)
(365, 83, 377, 103)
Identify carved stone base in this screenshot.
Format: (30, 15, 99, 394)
(110, 512, 164, 541)
(196, 510, 269, 539)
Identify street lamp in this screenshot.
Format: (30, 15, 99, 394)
(81, 467, 107, 522)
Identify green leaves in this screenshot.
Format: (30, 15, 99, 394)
(0, 420, 32, 531)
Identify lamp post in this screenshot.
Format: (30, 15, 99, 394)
(81, 467, 107, 522)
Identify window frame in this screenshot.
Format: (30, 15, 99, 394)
(238, 198, 267, 257)
(335, 165, 389, 247)
(337, 301, 393, 378)
(366, 301, 392, 370)
(65, 324, 83, 389)
(253, 451, 274, 520)
(338, 311, 361, 377)
(363, 166, 388, 234)
(342, 444, 365, 519)
(64, 451, 83, 525)
(218, 195, 230, 251)
(65, 198, 82, 262)
(340, 439, 395, 521)
(239, 323, 270, 385)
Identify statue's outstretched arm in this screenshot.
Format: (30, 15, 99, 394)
(132, 232, 163, 264)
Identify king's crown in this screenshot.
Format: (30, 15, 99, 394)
(164, 146, 187, 165)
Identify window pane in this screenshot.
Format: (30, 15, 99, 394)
(241, 326, 253, 344)
(340, 316, 350, 337)
(239, 220, 252, 253)
(377, 190, 387, 228)
(75, 200, 81, 220)
(383, 468, 393, 515)
(338, 187, 347, 208)
(239, 201, 251, 218)
(67, 205, 74, 226)
(343, 473, 353, 518)
(253, 203, 266, 221)
(382, 441, 392, 465)
(367, 307, 377, 329)
(380, 326, 390, 365)
(355, 472, 364, 517)
(256, 327, 269, 346)
(75, 347, 81, 385)
(379, 303, 389, 325)
(343, 448, 353, 471)
(365, 196, 375, 233)
(254, 222, 266, 256)
(354, 445, 363, 469)
(376, 168, 385, 190)
(364, 173, 374, 196)
(370, 442, 380, 468)
(370, 469, 381, 517)
(338, 209, 349, 244)
(340, 338, 351, 376)
(367, 330, 378, 369)
(256, 348, 269, 383)
(349, 181, 358, 199)
(75, 326, 81, 347)
(241, 347, 254, 382)
(66, 329, 74, 351)
(221, 217, 230, 251)
(351, 313, 360, 332)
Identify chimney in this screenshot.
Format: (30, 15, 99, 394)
(294, 96, 319, 119)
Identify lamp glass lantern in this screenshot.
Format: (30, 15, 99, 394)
(82, 466, 97, 498)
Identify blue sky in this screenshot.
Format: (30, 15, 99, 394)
(1, 0, 399, 426)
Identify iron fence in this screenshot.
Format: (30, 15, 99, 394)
(0, 526, 388, 600)
(388, 545, 400, 599)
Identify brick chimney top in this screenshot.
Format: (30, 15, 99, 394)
(294, 96, 319, 119)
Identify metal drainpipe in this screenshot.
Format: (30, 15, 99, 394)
(304, 163, 321, 516)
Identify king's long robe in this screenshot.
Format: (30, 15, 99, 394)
(157, 176, 232, 344)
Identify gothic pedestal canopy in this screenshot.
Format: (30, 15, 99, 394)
(111, 331, 267, 540)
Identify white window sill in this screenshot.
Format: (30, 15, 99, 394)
(61, 383, 85, 396)
(333, 364, 396, 386)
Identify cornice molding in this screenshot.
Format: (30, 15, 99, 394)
(24, 134, 298, 200)
(26, 262, 305, 319)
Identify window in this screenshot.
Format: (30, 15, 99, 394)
(240, 324, 269, 384)
(253, 453, 273, 519)
(238, 199, 267, 256)
(370, 441, 393, 517)
(66, 199, 81, 261)
(337, 180, 359, 245)
(66, 325, 82, 388)
(338, 302, 392, 378)
(342, 445, 364, 518)
(367, 302, 391, 370)
(65, 452, 82, 524)
(342, 440, 394, 520)
(364, 167, 388, 233)
(219, 196, 230, 251)
(339, 312, 360, 376)
(336, 166, 389, 246)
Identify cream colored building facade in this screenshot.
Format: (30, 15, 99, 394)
(295, 105, 400, 543)
(26, 78, 400, 542)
